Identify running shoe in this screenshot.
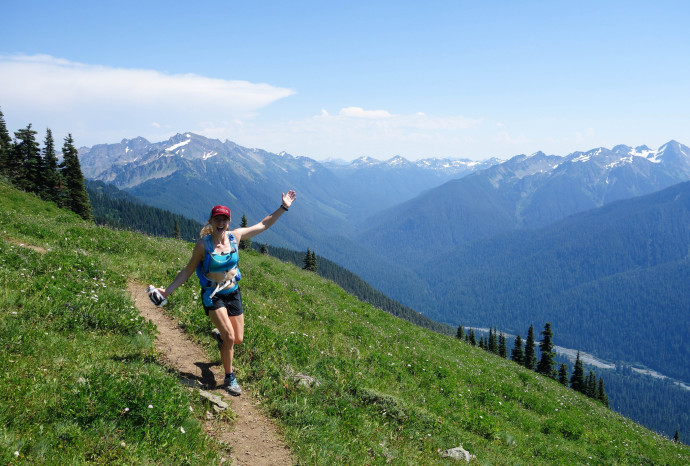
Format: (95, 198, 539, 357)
(224, 373, 242, 396)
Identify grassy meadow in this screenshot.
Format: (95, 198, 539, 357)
(1, 180, 689, 464)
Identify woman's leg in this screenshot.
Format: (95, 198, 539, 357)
(208, 307, 235, 374)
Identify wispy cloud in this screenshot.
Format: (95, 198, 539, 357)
(0, 54, 295, 144)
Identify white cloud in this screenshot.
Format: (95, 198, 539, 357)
(338, 106, 393, 119)
(0, 54, 295, 145)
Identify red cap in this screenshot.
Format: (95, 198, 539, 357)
(210, 205, 231, 218)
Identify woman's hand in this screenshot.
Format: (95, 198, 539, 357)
(282, 190, 297, 209)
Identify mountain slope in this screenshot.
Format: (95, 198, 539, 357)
(419, 181, 690, 382)
(2, 181, 688, 462)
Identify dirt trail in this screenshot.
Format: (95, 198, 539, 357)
(128, 282, 294, 465)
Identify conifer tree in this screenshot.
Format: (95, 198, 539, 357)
(585, 371, 597, 398)
(488, 327, 498, 354)
(478, 336, 486, 350)
(303, 248, 318, 272)
(511, 334, 524, 365)
(239, 214, 252, 249)
(524, 325, 537, 370)
(558, 363, 569, 386)
(570, 351, 586, 393)
(174, 219, 181, 239)
(537, 322, 557, 379)
(674, 430, 680, 443)
(597, 378, 609, 407)
(0, 107, 12, 176)
(498, 332, 507, 358)
(310, 250, 318, 272)
(456, 325, 464, 340)
(41, 128, 62, 204)
(59, 134, 92, 220)
(468, 329, 476, 346)
(8, 124, 40, 190)
(260, 243, 268, 255)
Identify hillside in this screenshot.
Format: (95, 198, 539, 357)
(1, 180, 688, 463)
(419, 181, 690, 383)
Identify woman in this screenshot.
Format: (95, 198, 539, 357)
(154, 190, 297, 395)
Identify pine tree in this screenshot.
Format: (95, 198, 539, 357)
(511, 334, 524, 365)
(498, 332, 507, 358)
(260, 244, 268, 255)
(478, 336, 486, 350)
(585, 371, 597, 398)
(8, 124, 40, 190)
(558, 363, 569, 386)
(524, 325, 537, 370)
(0, 107, 12, 176)
(468, 329, 476, 346)
(174, 219, 181, 239)
(456, 325, 464, 340)
(570, 351, 586, 393)
(239, 214, 252, 249)
(674, 430, 680, 443)
(60, 134, 92, 220)
(41, 128, 62, 204)
(303, 248, 318, 272)
(310, 250, 318, 272)
(488, 327, 498, 354)
(537, 322, 557, 379)
(597, 378, 609, 407)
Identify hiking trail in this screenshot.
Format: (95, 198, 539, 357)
(128, 282, 294, 465)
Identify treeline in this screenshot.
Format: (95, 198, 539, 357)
(458, 323, 609, 407)
(0, 108, 91, 220)
(86, 180, 203, 242)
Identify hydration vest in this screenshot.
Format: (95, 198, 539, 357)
(196, 232, 241, 305)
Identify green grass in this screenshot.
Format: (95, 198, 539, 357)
(1, 179, 689, 464)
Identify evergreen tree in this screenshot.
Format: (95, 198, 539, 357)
(488, 327, 498, 354)
(558, 363, 569, 386)
(511, 334, 524, 365)
(174, 219, 181, 239)
(456, 324, 464, 340)
(478, 336, 486, 350)
(260, 243, 268, 255)
(585, 371, 597, 398)
(537, 322, 557, 379)
(239, 214, 252, 249)
(524, 325, 537, 370)
(570, 351, 586, 393)
(674, 430, 680, 443)
(468, 329, 476, 346)
(498, 332, 507, 358)
(41, 128, 62, 204)
(0, 107, 12, 176)
(303, 248, 318, 272)
(597, 378, 609, 407)
(8, 124, 39, 190)
(59, 134, 92, 220)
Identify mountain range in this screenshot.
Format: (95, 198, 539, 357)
(79, 134, 690, 384)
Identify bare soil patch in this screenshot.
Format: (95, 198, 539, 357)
(128, 282, 294, 465)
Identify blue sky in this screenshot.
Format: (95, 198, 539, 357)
(2, 1, 689, 161)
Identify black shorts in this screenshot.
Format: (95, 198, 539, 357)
(203, 288, 243, 316)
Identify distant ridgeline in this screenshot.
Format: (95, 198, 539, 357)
(85, 179, 454, 337)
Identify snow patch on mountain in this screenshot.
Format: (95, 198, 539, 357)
(165, 138, 191, 152)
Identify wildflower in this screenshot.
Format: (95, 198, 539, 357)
(121, 442, 126, 447)
(180, 427, 186, 434)
(148, 404, 153, 409)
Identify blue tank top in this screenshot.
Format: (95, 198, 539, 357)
(209, 248, 238, 273)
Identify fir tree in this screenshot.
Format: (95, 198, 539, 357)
(8, 124, 38, 190)
(41, 128, 62, 204)
(303, 248, 318, 272)
(239, 214, 252, 249)
(174, 219, 181, 239)
(59, 134, 92, 220)
(0, 107, 12, 176)
(468, 329, 476, 346)
(498, 332, 507, 358)
(523, 325, 537, 370)
(310, 250, 318, 272)
(570, 351, 586, 393)
(456, 325, 464, 340)
(488, 327, 498, 354)
(586, 371, 597, 398)
(260, 243, 268, 255)
(537, 322, 557, 379)
(674, 430, 680, 443)
(511, 334, 524, 365)
(558, 363, 569, 386)
(597, 378, 609, 407)
(478, 336, 486, 350)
